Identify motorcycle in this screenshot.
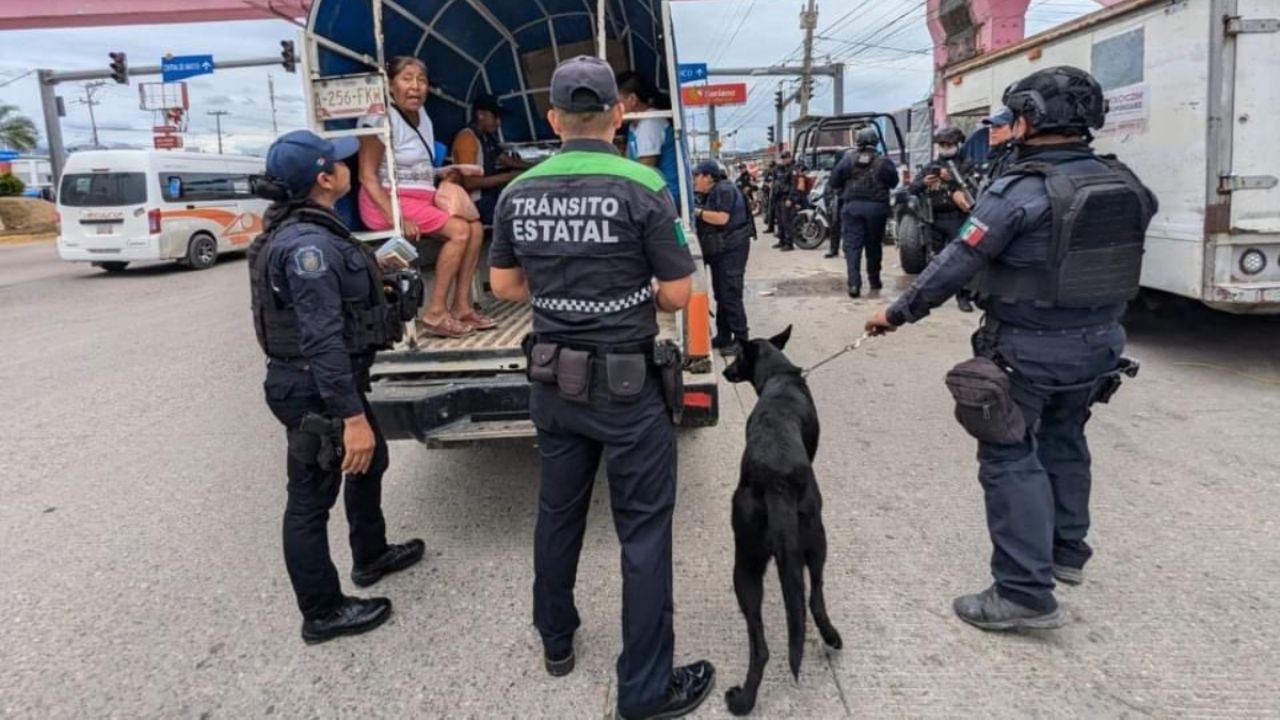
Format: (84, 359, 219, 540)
(892, 184, 932, 274)
(793, 173, 836, 251)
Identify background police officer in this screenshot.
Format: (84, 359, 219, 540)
(771, 151, 797, 250)
(865, 66, 1157, 631)
(829, 126, 899, 297)
(910, 126, 976, 312)
(974, 106, 1016, 195)
(250, 130, 425, 644)
(488, 56, 715, 720)
(693, 158, 754, 356)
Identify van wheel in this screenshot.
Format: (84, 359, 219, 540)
(96, 262, 129, 273)
(185, 233, 218, 270)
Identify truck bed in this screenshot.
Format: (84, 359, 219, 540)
(411, 300, 532, 354)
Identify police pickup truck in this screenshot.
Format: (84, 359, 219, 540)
(300, 0, 718, 446)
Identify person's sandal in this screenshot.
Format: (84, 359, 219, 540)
(421, 315, 474, 338)
(456, 310, 498, 331)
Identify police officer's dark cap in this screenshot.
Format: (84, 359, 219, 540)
(693, 159, 725, 179)
(266, 129, 358, 198)
(551, 56, 619, 113)
(982, 106, 1015, 127)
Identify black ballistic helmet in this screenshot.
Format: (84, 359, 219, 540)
(1002, 65, 1106, 134)
(855, 126, 879, 148)
(933, 126, 965, 145)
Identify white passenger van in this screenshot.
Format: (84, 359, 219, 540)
(56, 150, 267, 272)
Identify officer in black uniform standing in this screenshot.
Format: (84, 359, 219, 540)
(250, 130, 426, 644)
(865, 66, 1157, 631)
(488, 56, 715, 720)
(973, 106, 1016, 195)
(771, 152, 797, 251)
(762, 160, 779, 234)
(693, 158, 754, 355)
(829, 126, 899, 297)
(909, 126, 976, 312)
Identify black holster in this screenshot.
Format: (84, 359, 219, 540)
(290, 412, 345, 476)
(654, 340, 684, 424)
(1091, 356, 1140, 405)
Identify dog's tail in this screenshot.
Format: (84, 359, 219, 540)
(765, 489, 806, 681)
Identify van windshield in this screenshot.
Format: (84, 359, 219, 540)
(59, 172, 148, 207)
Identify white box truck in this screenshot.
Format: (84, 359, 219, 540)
(941, 0, 1279, 313)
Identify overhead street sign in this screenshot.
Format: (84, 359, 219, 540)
(161, 55, 214, 83)
(153, 134, 183, 150)
(681, 83, 748, 107)
(677, 63, 707, 84)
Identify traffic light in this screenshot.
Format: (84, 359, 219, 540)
(281, 40, 297, 73)
(767, 126, 775, 144)
(108, 52, 128, 84)
(774, 88, 783, 110)
(805, 77, 815, 97)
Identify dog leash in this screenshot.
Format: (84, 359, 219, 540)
(802, 332, 872, 378)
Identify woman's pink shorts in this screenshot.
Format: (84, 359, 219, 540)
(358, 186, 451, 236)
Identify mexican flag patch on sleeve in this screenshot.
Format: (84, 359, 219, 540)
(959, 217, 989, 247)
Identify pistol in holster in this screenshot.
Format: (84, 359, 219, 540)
(653, 340, 685, 424)
(288, 412, 346, 479)
(1092, 356, 1140, 405)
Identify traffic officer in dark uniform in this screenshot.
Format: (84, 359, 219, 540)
(829, 126, 899, 297)
(866, 66, 1157, 631)
(488, 56, 715, 720)
(771, 152, 797, 251)
(250, 130, 425, 643)
(693, 158, 754, 355)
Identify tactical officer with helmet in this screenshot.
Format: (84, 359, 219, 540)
(909, 126, 977, 312)
(829, 126, 900, 297)
(250, 129, 426, 644)
(866, 66, 1157, 631)
(693, 158, 754, 355)
(771, 152, 798, 251)
(488, 56, 715, 720)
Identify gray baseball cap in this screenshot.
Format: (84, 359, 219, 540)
(550, 55, 619, 113)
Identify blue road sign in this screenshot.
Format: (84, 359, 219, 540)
(678, 63, 708, 85)
(0, 150, 20, 162)
(161, 55, 215, 83)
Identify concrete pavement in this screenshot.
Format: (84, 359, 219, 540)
(1, 238, 1277, 718)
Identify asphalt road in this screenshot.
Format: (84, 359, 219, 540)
(2, 238, 1278, 719)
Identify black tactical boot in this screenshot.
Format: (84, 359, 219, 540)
(848, 285, 861, 299)
(953, 586, 1066, 631)
(824, 244, 839, 258)
(780, 244, 795, 252)
(301, 596, 392, 644)
(956, 295, 975, 313)
(545, 646, 575, 677)
(1053, 564, 1084, 586)
(616, 661, 716, 720)
(770, 241, 784, 249)
(352, 539, 426, 588)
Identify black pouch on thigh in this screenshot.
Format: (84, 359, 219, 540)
(605, 353, 647, 402)
(286, 428, 322, 465)
(556, 348, 592, 404)
(945, 357, 1026, 445)
(528, 342, 559, 385)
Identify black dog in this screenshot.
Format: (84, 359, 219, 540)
(721, 326, 842, 716)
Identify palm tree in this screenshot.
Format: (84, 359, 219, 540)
(0, 104, 39, 153)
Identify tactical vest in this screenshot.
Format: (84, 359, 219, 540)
(248, 206, 404, 359)
(976, 155, 1152, 309)
(842, 152, 890, 203)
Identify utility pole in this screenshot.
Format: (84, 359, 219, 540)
(268, 74, 279, 135)
(708, 104, 719, 161)
(799, 0, 818, 120)
(208, 110, 229, 154)
(77, 81, 107, 148)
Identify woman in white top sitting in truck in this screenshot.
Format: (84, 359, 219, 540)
(357, 56, 495, 338)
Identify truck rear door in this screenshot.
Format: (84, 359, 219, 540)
(1228, 2, 1280, 235)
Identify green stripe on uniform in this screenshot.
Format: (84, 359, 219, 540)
(510, 151, 667, 192)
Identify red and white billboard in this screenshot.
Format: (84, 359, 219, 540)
(153, 134, 183, 150)
(682, 83, 748, 107)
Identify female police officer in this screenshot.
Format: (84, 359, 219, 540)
(692, 158, 753, 355)
(249, 130, 425, 644)
(865, 66, 1157, 631)
(489, 56, 715, 720)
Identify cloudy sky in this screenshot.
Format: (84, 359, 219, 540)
(0, 0, 1101, 156)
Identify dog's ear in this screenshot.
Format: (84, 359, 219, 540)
(769, 325, 793, 350)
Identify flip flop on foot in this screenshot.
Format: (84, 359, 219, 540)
(456, 310, 498, 331)
(421, 315, 474, 338)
